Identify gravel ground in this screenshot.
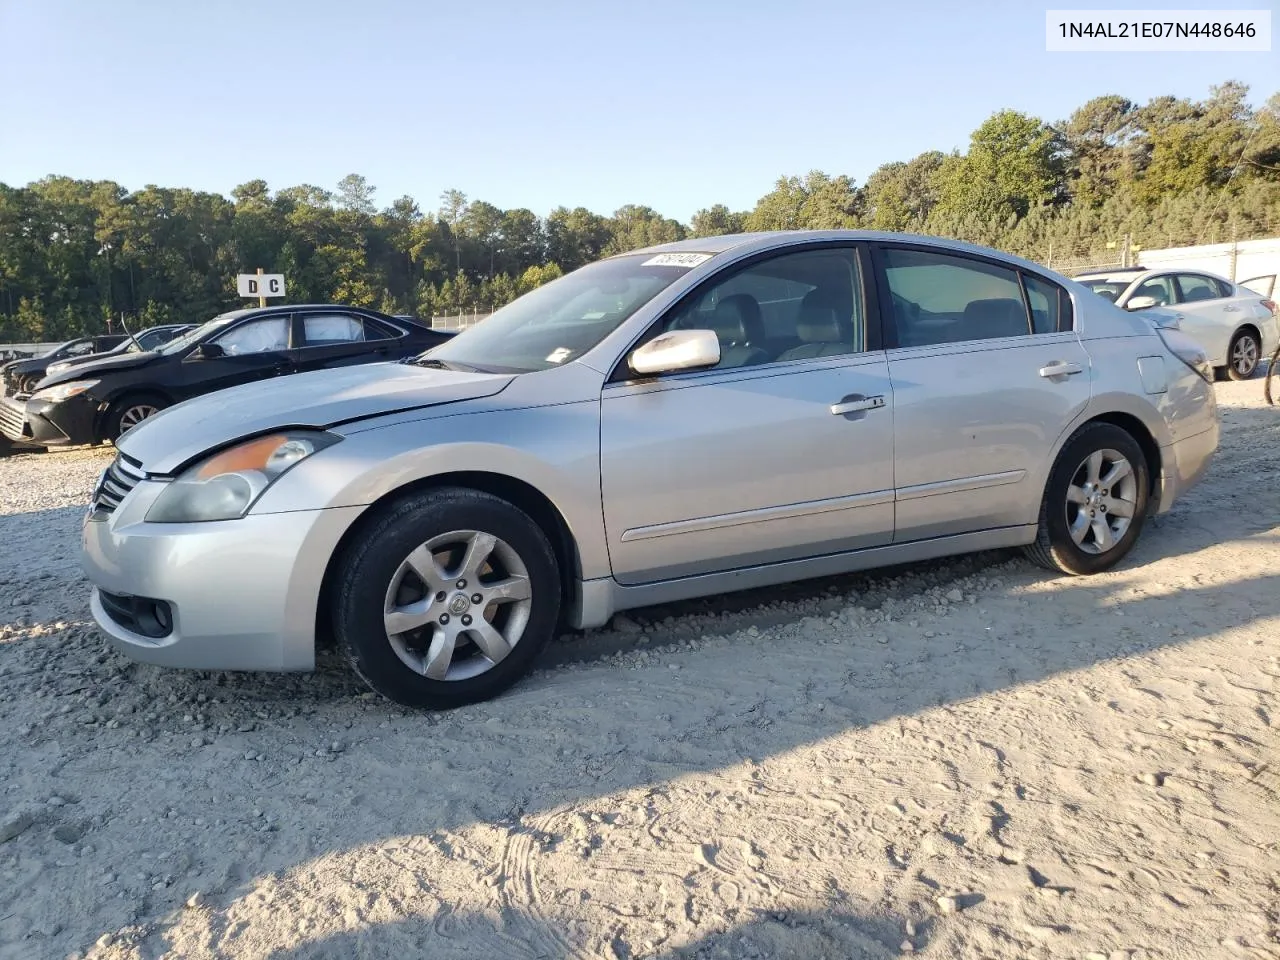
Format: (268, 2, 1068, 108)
(1, 380, 1278, 960)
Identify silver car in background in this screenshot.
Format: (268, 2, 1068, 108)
(1075, 265, 1278, 380)
(81, 231, 1219, 707)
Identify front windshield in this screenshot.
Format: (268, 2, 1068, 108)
(157, 315, 239, 355)
(1079, 278, 1127, 303)
(421, 252, 711, 373)
(125, 327, 167, 353)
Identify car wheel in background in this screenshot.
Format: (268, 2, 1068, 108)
(332, 487, 561, 708)
(1025, 422, 1150, 576)
(104, 395, 169, 442)
(1226, 328, 1260, 381)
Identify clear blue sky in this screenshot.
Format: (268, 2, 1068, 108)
(1, 0, 1276, 223)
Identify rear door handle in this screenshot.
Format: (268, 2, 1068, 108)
(830, 394, 886, 416)
(1039, 361, 1083, 378)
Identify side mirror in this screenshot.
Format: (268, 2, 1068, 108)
(628, 329, 720, 376)
(1125, 295, 1160, 311)
(192, 342, 225, 360)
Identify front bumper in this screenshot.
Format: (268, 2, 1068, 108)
(27, 394, 97, 445)
(81, 478, 363, 671)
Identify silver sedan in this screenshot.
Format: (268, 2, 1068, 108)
(81, 231, 1220, 707)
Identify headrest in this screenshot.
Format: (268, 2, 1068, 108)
(961, 298, 1028, 338)
(796, 289, 850, 343)
(709, 294, 764, 343)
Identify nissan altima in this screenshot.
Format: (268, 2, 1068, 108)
(80, 231, 1220, 707)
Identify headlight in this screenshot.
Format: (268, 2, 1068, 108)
(145, 430, 340, 523)
(30, 380, 99, 402)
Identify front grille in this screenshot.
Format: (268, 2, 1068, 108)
(92, 453, 146, 515)
(0, 396, 29, 441)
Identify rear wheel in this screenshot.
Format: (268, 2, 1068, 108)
(332, 487, 561, 708)
(1226, 328, 1261, 381)
(1025, 422, 1150, 575)
(103, 395, 168, 442)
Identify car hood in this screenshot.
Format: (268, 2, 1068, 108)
(117, 361, 516, 474)
(40, 351, 161, 384)
(6, 356, 53, 376)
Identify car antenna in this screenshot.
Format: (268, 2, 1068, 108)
(118, 311, 142, 351)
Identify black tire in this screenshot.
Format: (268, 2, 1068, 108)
(1024, 422, 1150, 575)
(103, 394, 169, 442)
(332, 487, 561, 708)
(1226, 328, 1261, 381)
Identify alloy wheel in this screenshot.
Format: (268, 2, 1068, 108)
(1065, 448, 1138, 555)
(1233, 334, 1259, 377)
(118, 404, 160, 432)
(383, 529, 533, 681)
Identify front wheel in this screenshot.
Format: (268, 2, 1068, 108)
(103, 395, 169, 442)
(1225, 328, 1261, 381)
(1024, 422, 1150, 575)
(332, 487, 561, 708)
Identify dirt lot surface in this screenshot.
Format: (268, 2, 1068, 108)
(1, 380, 1278, 960)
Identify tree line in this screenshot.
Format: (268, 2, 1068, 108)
(1, 82, 1277, 342)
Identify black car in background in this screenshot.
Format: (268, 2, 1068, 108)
(0, 305, 455, 449)
(1, 334, 130, 397)
(40, 324, 194, 381)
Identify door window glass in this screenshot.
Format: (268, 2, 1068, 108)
(213, 317, 289, 355)
(661, 247, 863, 369)
(1175, 274, 1222, 303)
(1022, 274, 1064, 334)
(302, 314, 366, 346)
(1129, 275, 1175, 306)
(883, 248, 1030, 346)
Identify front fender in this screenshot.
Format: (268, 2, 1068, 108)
(252, 399, 610, 580)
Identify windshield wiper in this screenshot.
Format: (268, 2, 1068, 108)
(406, 356, 481, 372)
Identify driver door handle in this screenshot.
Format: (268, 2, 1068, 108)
(830, 394, 886, 416)
(1039, 361, 1083, 378)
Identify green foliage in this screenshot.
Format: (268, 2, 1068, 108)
(2, 82, 1277, 342)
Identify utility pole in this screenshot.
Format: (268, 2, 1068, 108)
(256, 267, 266, 308)
(1121, 233, 1132, 269)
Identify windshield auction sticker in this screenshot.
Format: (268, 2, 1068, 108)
(1045, 9, 1271, 51)
(641, 253, 714, 268)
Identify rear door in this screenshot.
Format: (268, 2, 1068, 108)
(292, 312, 401, 374)
(1172, 273, 1237, 364)
(875, 243, 1092, 541)
(176, 313, 296, 399)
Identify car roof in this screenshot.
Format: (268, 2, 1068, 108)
(1076, 265, 1147, 277)
(620, 230, 1066, 279)
(1076, 266, 1235, 284)
(211, 304, 401, 321)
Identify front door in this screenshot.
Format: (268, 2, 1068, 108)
(600, 244, 895, 585)
(875, 244, 1093, 541)
(178, 313, 296, 400)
